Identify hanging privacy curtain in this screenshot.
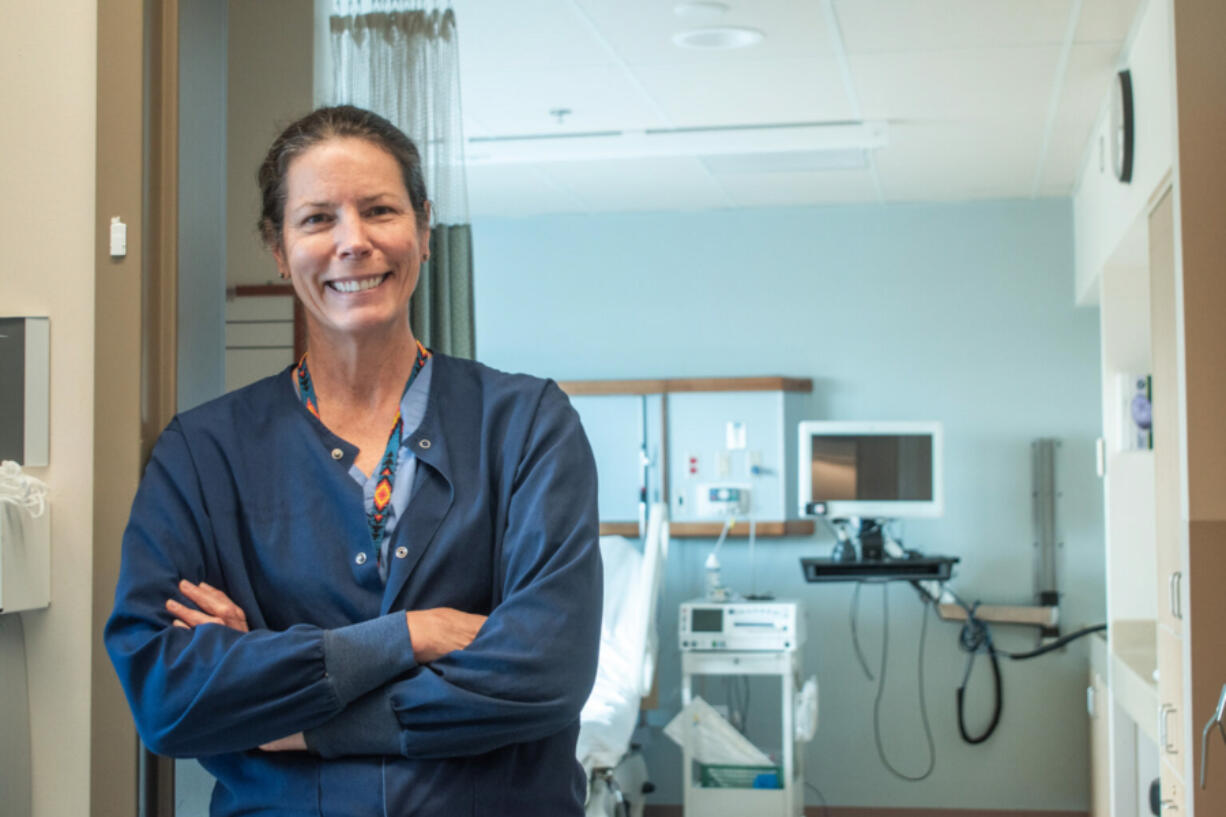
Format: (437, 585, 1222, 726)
(329, 1, 475, 358)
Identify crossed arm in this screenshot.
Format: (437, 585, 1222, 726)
(166, 579, 486, 752)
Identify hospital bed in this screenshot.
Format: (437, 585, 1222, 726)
(578, 504, 670, 817)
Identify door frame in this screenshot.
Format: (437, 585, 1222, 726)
(92, 0, 179, 814)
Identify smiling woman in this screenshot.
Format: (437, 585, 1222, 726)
(274, 137, 428, 353)
(256, 109, 438, 476)
(104, 105, 604, 816)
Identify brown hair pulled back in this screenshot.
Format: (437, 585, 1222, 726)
(257, 105, 430, 248)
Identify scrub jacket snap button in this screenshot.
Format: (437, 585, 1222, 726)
(418, 439, 431, 450)
(331, 448, 344, 460)
(355, 552, 367, 565)
(395, 546, 408, 559)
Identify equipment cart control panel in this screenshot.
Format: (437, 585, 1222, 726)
(679, 600, 804, 652)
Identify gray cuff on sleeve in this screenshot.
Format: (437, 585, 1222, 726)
(304, 688, 403, 759)
(322, 612, 416, 706)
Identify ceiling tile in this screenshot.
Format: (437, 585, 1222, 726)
(453, 0, 611, 69)
(716, 168, 880, 207)
(453, 1, 1124, 211)
(541, 156, 733, 212)
(633, 57, 856, 128)
(574, 0, 836, 65)
(461, 64, 666, 135)
(1076, 0, 1141, 43)
(1040, 43, 1119, 188)
(1058, 42, 1125, 112)
(874, 118, 1045, 200)
(467, 163, 588, 218)
(850, 47, 1061, 121)
(833, 0, 1071, 54)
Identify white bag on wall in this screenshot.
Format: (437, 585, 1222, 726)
(0, 460, 50, 614)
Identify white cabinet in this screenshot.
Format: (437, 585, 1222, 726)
(1082, 4, 1226, 813)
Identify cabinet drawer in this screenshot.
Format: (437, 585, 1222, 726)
(1158, 624, 1185, 772)
(1160, 756, 1185, 814)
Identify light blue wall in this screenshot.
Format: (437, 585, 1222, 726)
(472, 199, 1104, 811)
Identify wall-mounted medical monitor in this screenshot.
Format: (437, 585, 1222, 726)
(797, 421, 943, 519)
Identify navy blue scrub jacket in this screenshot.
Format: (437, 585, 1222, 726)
(105, 353, 603, 816)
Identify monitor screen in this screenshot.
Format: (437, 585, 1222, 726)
(691, 608, 723, 633)
(809, 434, 933, 502)
(797, 421, 943, 519)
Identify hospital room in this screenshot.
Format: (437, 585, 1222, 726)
(3, 0, 1226, 816)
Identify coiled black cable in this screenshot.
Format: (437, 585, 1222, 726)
(996, 623, 1107, 660)
(952, 598, 1107, 744)
(955, 605, 1003, 744)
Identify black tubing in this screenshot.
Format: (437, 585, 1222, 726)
(957, 644, 1003, 744)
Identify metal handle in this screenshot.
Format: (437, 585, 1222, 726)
(1162, 798, 1179, 811)
(1200, 684, 1226, 789)
(1170, 571, 1183, 620)
(1087, 685, 1096, 718)
(1161, 703, 1178, 755)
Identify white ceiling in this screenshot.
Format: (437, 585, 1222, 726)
(453, 0, 1140, 217)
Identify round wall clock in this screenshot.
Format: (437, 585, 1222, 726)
(1110, 69, 1135, 183)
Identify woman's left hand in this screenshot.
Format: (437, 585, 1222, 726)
(166, 579, 250, 632)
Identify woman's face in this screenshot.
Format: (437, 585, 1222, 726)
(274, 137, 428, 342)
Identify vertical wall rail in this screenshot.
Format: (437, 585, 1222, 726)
(1032, 438, 1061, 625)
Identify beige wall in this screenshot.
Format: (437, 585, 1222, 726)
(0, 1, 98, 815)
(226, 0, 314, 287)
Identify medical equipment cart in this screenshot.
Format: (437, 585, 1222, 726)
(679, 600, 805, 817)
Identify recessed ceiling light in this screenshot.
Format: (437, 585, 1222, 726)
(672, 26, 763, 49)
(673, 2, 729, 19)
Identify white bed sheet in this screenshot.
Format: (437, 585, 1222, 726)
(577, 506, 668, 780)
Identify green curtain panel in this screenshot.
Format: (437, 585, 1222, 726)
(413, 224, 474, 359)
